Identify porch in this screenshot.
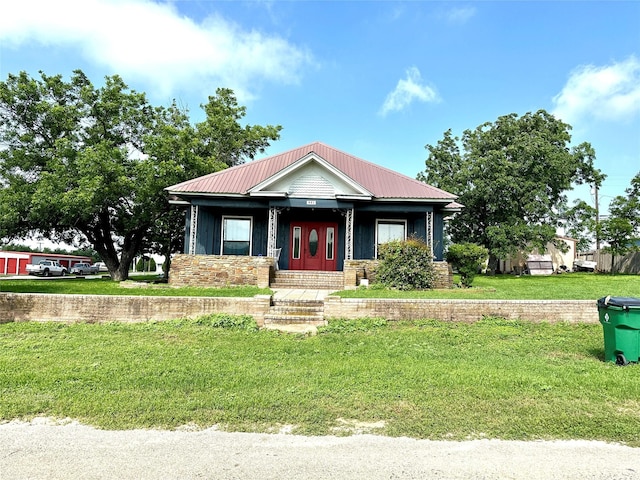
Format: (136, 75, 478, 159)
(168, 254, 453, 290)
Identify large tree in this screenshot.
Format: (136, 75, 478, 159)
(418, 110, 603, 272)
(599, 171, 640, 273)
(0, 70, 281, 280)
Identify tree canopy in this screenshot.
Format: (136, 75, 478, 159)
(0, 70, 281, 280)
(599, 171, 640, 273)
(418, 110, 603, 272)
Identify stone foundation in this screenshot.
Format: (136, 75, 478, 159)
(169, 254, 274, 288)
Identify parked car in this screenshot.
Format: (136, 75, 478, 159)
(25, 260, 68, 277)
(70, 263, 99, 275)
(92, 262, 108, 272)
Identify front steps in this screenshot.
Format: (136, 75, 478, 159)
(263, 298, 326, 331)
(270, 270, 344, 290)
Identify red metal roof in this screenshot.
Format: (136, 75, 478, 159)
(167, 142, 456, 201)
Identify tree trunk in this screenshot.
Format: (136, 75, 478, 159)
(486, 254, 499, 275)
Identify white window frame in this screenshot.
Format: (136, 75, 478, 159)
(221, 216, 253, 256)
(375, 218, 407, 258)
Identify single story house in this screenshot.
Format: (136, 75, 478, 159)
(166, 142, 460, 288)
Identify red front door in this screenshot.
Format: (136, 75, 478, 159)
(289, 222, 338, 271)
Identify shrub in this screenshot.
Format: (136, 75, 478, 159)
(135, 257, 157, 272)
(446, 243, 488, 287)
(376, 237, 436, 290)
(193, 313, 258, 331)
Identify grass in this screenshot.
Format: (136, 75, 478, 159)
(1, 317, 640, 445)
(2, 272, 638, 300)
(337, 273, 640, 300)
(0, 277, 271, 297)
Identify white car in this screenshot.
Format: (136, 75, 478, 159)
(70, 263, 99, 275)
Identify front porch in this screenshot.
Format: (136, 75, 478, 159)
(169, 254, 453, 290)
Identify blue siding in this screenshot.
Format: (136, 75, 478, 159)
(182, 197, 451, 265)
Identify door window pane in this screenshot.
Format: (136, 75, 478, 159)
(293, 227, 301, 259)
(309, 229, 318, 257)
(326, 227, 334, 260)
(222, 218, 251, 255)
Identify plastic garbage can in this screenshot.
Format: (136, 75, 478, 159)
(597, 296, 640, 365)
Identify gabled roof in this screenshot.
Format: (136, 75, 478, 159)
(166, 141, 457, 202)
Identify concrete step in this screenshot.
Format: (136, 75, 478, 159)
(272, 271, 344, 289)
(265, 297, 326, 325)
(264, 314, 325, 324)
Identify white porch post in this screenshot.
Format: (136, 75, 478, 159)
(426, 210, 434, 256)
(267, 206, 279, 254)
(188, 205, 199, 255)
(345, 208, 354, 260)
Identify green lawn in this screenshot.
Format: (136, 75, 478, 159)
(0, 277, 270, 297)
(1, 272, 638, 300)
(1, 317, 639, 445)
(337, 273, 640, 300)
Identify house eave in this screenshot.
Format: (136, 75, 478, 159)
(249, 191, 288, 198)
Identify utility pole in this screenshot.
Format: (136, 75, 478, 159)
(594, 184, 600, 251)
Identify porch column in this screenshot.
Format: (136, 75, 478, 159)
(188, 205, 199, 255)
(345, 208, 354, 260)
(267, 206, 279, 254)
(426, 210, 434, 256)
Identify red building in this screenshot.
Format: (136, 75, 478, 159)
(0, 251, 92, 275)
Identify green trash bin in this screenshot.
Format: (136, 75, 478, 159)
(597, 296, 640, 365)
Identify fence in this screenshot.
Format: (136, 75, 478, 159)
(577, 250, 640, 274)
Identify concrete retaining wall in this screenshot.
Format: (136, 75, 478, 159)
(0, 293, 598, 325)
(323, 297, 597, 324)
(0, 293, 272, 325)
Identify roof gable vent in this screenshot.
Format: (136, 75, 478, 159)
(288, 175, 335, 198)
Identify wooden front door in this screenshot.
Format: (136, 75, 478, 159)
(289, 222, 338, 271)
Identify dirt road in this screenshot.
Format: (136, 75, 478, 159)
(1, 418, 638, 479)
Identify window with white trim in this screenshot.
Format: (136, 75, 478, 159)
(375, 219, 407, 258)
(221, 217, 252, 255)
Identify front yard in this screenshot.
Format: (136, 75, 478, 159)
(1, 317, 639, 445)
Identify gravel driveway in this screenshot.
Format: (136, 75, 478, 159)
(1, 418, 639, 479)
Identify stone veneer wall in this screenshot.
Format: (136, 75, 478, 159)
(323, 298, 597, 324)
(170, 254, 274, 288)
(0, 293, 272, 326)
(343, 260, 453, 289)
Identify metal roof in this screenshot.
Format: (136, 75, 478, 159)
(166, 142, 457, 201)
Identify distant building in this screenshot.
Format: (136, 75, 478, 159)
(0, 251, 92, 275)
(498, 237, 578, 274)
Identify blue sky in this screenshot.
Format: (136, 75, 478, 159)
(1, 0, 639, 214)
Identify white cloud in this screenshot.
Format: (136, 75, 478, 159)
(552, 56, 640, 126)
(0, 0, 315, 101)
(442, 6, 476, 25)
(379, 67, 440, 116)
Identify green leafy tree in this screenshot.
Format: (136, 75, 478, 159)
(561, 199, 598, 252)
(446, 243, 488, 288)
(0, 71, 280, 280)
(599, 171, 640, 274)
(418, 110, 604, 273)
(376, 237, 436, 290)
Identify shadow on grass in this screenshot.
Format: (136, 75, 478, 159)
(587, 347, 605, 362)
